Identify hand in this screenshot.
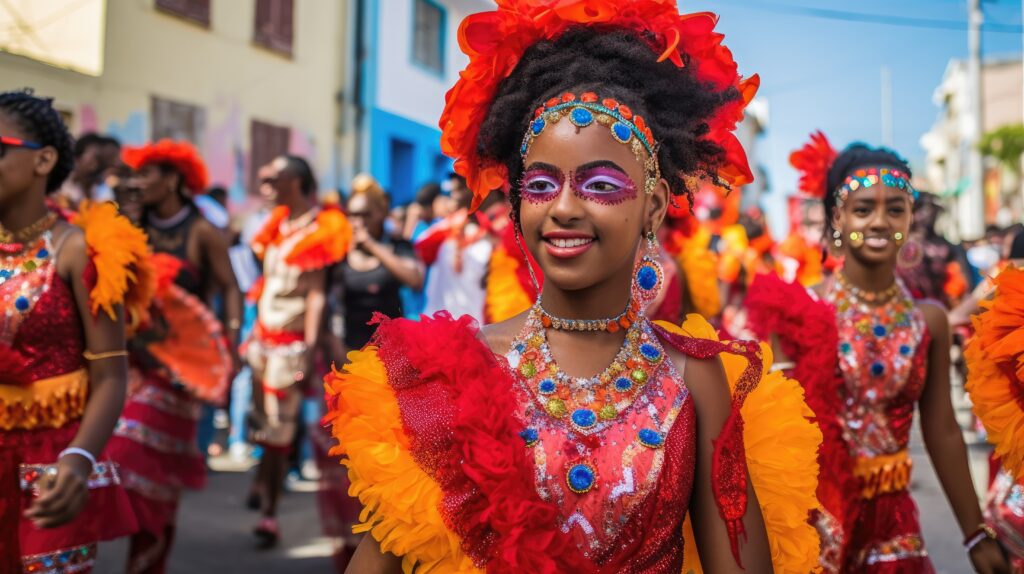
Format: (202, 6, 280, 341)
(352, 222, 374, 251)
(24, 456, 91, 528)
(970, 538, 1010, 574)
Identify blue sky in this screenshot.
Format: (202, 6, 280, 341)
(685, 0, 1022, 234)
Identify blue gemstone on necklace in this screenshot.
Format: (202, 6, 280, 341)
(611, 122, 632, 143)
(638, 428, 664, 448)
(570, 107, 594, 127)
(639, 343, 662, 363)
(637, 265, 658, 291)
(530, 117, 546, 135)
(571, 409, 597, 429)
(519, 428, 539, 447)
(0, 269, 10, 279)
(538, 379, 557, 395)
(36, 248, 49, 259)
(873, 324, 887, 337)
(899, 344, 912, 356)
(870, 362, 885, 377)
(840, 342, 852, 354)
(614, 377, 633, 392)
(15, 296, 29, 312)
(567, 463, 596, 493)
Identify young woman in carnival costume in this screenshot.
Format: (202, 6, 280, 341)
(105, 140, 237, 573)
(0, 90, 153, 573)
(326, 2, 824, 572)
(965, 260, 1024, 570)
(745, 133, 1009, 573)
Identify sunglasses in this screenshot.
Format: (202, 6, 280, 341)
(0, 136, 43, 158)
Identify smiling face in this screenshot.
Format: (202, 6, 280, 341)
(832, 183, 913, 267)
(518, 116, 668, 293)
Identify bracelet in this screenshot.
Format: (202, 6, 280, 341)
(58, 447, 97, 473)
(964, 523, 998, 552)
(83, 349, 129, 361)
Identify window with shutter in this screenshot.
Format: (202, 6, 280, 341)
(412, 0, 444, 75)
(254, 0, 294, 56)
(156, 0, 211, 28)
(151, 96, 206, 146)
(250, 119, 291, 195)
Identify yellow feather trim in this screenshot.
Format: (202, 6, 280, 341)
(658, 316, 823, 574)
(675, 226, 721, 318)
(485, 243, 533, 324)
(0, 369, 88, 431)
(73, 200, 155, 323)
(323, 348, 481, 573)
(966, 266, 1024, 481)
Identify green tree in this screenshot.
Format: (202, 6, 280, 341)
(979, 124, 1024, 174)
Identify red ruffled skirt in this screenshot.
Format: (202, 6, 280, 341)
(105, 369, 206, 536)
(847, 491, 935, 573)
(1, 423, 138, 572)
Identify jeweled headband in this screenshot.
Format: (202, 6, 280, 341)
(520, 92, 661, 194)
(835, 167, 917, 207)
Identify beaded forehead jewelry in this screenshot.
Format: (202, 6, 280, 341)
(836, 167, 917, 207)
(520, 92, 662, 195)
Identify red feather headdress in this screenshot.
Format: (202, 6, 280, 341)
(122, 139, 210, 193)
(440, 0, 760, 210)
(788, 130, 837, 199)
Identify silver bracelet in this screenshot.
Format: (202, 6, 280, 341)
(58, 447, 97, 473)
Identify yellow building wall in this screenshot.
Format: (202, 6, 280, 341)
(0, 0, 350, 196)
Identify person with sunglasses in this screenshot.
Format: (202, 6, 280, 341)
(0, 89, 152, 573)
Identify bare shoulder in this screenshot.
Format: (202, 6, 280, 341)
(663, 341, 731, 420)
(53, 221, 86, 276)
(479, 310, 530, 355)
(916, 301, 950, 338)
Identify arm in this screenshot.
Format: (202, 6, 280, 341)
(681, 353, 773, 573)
(301, 268, 328, 383)
(363, 238, 424, 290)
(200, 221, 244, 362)
(918, 304, 1008, 573)
(26, 229, 128, 528)
(345, 536, 402, 574)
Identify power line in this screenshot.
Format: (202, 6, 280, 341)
(715, 0, 1023, 34)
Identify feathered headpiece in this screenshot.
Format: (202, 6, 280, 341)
(440, 0, 759, 209)
(788, 130, 837, 199)
(122, 139, 210, 193)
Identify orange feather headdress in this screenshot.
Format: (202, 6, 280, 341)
(122, 139, 210, 193)
(788, 130, 838, 200)
(440, 0, 760, 210)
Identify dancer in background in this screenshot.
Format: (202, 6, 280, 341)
(746, 136, 1008, 573)
(245, 155, 350, 548)
(327, 3, 823, 572)
(0, 90, 151, 573)
(108, 139, 237, 573)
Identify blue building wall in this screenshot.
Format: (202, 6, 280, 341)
(368, 107, 451, 205)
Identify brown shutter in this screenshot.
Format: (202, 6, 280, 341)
(250, 119, 291, 195)
(254, 0, 294, 56)
(156, 0, 211, 27)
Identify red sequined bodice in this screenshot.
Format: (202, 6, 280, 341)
(505, 315, 697, 570)
(1, 231, 84, 383)
(825, 278, 930, 457)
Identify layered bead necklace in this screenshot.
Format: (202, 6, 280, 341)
(1, 213, 57, 342)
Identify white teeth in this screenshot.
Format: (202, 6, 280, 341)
(550, 237, 592, 248)
(865, 237, 888, 247)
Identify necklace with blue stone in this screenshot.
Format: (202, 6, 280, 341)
(510, 310, 666, 436)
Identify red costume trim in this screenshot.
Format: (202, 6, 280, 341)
(789, 130, 837, 200)
(251, 207, 352, 272)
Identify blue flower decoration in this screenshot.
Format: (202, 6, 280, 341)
(639, 343, 662, 363)
(638, 428, 664, 448)
(538, 379, 557, 395)
(870, 362, 885, 377)
(571, 408, 597, 429)
(567, 463, 596, 493)
(637, 265, 658, 291)
(569, 107, 594, 127)
(614, 377, 633, 392)
(519, 428, 539, 447)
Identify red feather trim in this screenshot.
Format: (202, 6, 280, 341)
(372, 313, 591, 573)
(441, 0, 758, 209)
(652, 325, 763, 566)
(122, 140, 210, 193)
(788, 130, 838, 199)
(250, 207, 351, 271)
(745, 273, 860, 564)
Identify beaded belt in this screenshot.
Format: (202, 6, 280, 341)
(854, 449, 912, 499)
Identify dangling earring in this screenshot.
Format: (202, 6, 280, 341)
(893, 231, 905, 246)
(632, 230, 664, 310)
(832, 229, 843, 248)
(848, 231, 864, 248)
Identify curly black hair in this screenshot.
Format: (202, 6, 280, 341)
(0, 89, 74, 193)
(823, 143, 912, 239)
(475, 27, 741, 230)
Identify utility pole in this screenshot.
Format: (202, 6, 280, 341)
(881, 65, 894, 148)
(962, 0, 985, 239)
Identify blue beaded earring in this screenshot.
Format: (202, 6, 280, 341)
(633, 231, 664, 310)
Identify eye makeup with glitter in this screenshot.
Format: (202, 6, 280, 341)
(571, 162, 637, 205)
(521, 164, 564, 204)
